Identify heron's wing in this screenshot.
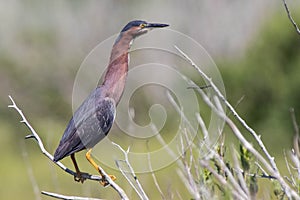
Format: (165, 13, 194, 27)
(53, 87, 116, 161)
(77, 96, 116, 149)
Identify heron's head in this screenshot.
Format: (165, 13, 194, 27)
(120, 20, 169, 38)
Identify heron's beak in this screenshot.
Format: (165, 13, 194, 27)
(145, 23, 169, 28)
(135, 22, 169, 38)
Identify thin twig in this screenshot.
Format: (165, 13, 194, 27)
(209, 147, 248, 199)
(176, 168, 200, 198)
(180, 129, 201, 200)
(41, 191, 103, 200)
(282, 0, 300, 35)
(194, 113, 248, 198)
(8, 96, 101, 182)
(284, 150, 296, 187)
(113, 142, 149, 200)
(289, 108, 300, 184)
(174, 46, 300, 199)
(227, 95, 245, 117)
(290, 151, 300, 195)
(96, 165, 129, 200)
(290, 108, 299, 134)
(199, 160, 244, 200)
(195, 113, 209, 143)
(191, 79, 299, 199)
(8, 95, 129, 200)
(231, 146, 250, 197)
(174, 47, 299, 198)
(175, 46, 278, 172)
(254, 162, 272, 179)
(290, 108, 300, 157)
(230, 165, 276, 180)
(146, 142, 166, 200)
(20, 140, 41, 200)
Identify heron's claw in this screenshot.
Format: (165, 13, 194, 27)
(74, 172, 89, 183)
(100, 174, 116, 187)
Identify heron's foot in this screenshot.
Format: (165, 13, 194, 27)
(100, 174, 116, 187)
(74, 172, 89, 183)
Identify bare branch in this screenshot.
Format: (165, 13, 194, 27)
(95, 165, 129, 200)
(199, 160, 244, 200)
(196, 79, 299, 199)
(208, 148, 248, 199)
(146, 143, 166, 200)
(8, 95, 129, 200)
(20, 141, 41, 200)
(41, 191, 103, 200)
(175, 46, 278, 173)
(284, 150, 296, 187)
(179, 130, 201, 200)
(254, 162, 271, 178)
(291, 151, 300, 192)
(282, 0, 300, 35)
(290, 108, 300, 158)
(113, 142, 149, 200)
(174, 47, 300, 199)
(8, 96, 100, 181)
(231, 146, 250, 197)
(227, 95, 245, 117)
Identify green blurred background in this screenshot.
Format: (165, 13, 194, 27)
(1, 0, 300, 199)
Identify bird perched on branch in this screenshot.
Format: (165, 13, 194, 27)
(53, 20, 169, 186)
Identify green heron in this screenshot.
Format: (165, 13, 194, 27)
(53, 20, 169, 185)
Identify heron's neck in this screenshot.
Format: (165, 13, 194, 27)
(110, 33, 133, 62)
(101, 33, 133, 104)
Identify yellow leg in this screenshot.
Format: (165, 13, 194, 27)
(85, 149, 116, 186)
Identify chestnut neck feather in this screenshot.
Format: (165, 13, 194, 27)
(101, 33, 133, 104)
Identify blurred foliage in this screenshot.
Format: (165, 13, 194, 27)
(240, 144, 251, 172)
(219, 9, 300, 154)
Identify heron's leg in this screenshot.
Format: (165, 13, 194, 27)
(71, 153, 86, 183)
(85, 149, 116, 186)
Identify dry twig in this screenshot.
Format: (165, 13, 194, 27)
(113, 143, 149, 200)
(197, 78, 299, 199)
(282, 0, 300, 35)
(146, 142, 166, 200)
(199, 160, 243, 200)
(41, 191, 103, 200)
(8, 95, 129, 200)
(174, 47, 300, 199)
(231, 146, 249, 196)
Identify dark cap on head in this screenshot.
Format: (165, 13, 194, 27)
(121, 20, 169, 33)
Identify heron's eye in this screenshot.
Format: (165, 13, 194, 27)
(140, 23, 146, 28)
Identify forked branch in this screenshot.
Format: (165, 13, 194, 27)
(113, 143, 149, 200)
